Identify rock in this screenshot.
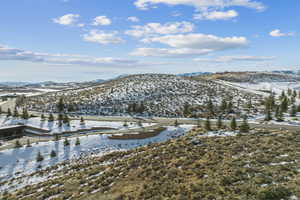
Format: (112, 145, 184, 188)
(191, 139, 202, 145)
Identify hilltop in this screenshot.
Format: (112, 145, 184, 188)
(23, 74, 263, 118)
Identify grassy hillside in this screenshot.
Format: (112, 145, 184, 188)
(4, 127, 299, 200)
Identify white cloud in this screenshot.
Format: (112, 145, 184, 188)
(194, 10, 238, 20)
(269, 29, 295, 37)
(0, 45, 137, 67)
(143, 33, 248, 49)
(92, 16, 112, 26)
(53, 14, 80, 26)
(132, 33, 248, 57)
(83, 30, 124, 45)
(134, 0, 265, 11)
(125, 21, 194, 38)
(194, 55, 275, 62)
(130, 34, 249, 57)
(127, 16, 140, 22)
(130, 48, 213, 57)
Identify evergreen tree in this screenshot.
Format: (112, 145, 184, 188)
(264, 95, 275, 111)
(138, 102, 145, 113)
(41, 114, 45, 121)
(80, 116, 85, 124)
(174, 119, 179, 127)
(137, 120, 143, 127)
(280, 97, 289, 113)
(131, 103, 137, 113)
(26, 139, 31, 147)
(15, 140, 22, 148)
(197, 119, 201, 128)
(230, 117, 237, 131)
(58, 113, 63, 121)
(290, 104, 297, 117)
(22, 109, 29, 119)
(75, 138, 80, 146)
(280, 90, 286, 100)
(288, 88, 292, 96)
(247, 99, 252, 111)
(63, 114, 69, 124)
(57, 97, 65, 113)
(207, 99, 214, 116)
(64, 138, 70, 146)
(13, 107, 19, 118)
(183, 102, 190, 117)
(48, 113, 54, 122)
(7, 108, 12, 117)
(275, 106, 280, 119)
(297, 104, 300, 112)
(291, 96, 296, 105)
(123, 120, 128, 127)
(276, 107, 284, 122)
(220, 99, 227, 113)
(265, 108, 272, 121)
(54, 134, 60, 141)
(240, 116, 250, 133)
(50, 150, 57, 158)
(293, 90, 297, 98)
(205, 117, 211, 131)
(217, 116, 223, 129)
(36, 151, 44, 162)
(227, 101, 233, 113)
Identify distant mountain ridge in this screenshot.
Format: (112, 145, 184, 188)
(177, 72, 213, 77)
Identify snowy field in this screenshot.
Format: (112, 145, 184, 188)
(0, 115, 155, 134)
(0, 125, 193, 190)
(200, 130, 238, 137)
(236, 82, 300, 94)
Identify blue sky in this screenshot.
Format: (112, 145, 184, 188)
(0, 0, 299, 82)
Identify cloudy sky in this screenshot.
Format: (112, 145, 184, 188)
(0, 0, 299, 82)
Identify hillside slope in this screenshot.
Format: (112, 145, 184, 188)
(24, 74, 263, 118)
(198, 72, 300, 95)
(4, 128, 300, 200)
(203, 72, 300, 83)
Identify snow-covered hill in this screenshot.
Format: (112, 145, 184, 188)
(206, 72, 300, 83)
(24, 74, 263, 118)
(203, 72, 300, 94)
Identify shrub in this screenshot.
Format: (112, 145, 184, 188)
(26, 139, 31, 147)
(75, 138, 80, 146)
(64, 138, 70, 146)
(50, 150, 57, 158)
(54, 134, 60, 141)
(257, 186, 292, 200)
(15, 140, 22, 148)
(36, 151, 44, 162)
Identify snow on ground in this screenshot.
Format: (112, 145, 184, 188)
(32, 88, 60, 93)
(200, 130, 238, 137)
(215, 80, 268, 96)
(0, 115, 155, 134)
(236, 82, 300, 95)
(0, 125, 194, 187)
(25, 74, 262, 118)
